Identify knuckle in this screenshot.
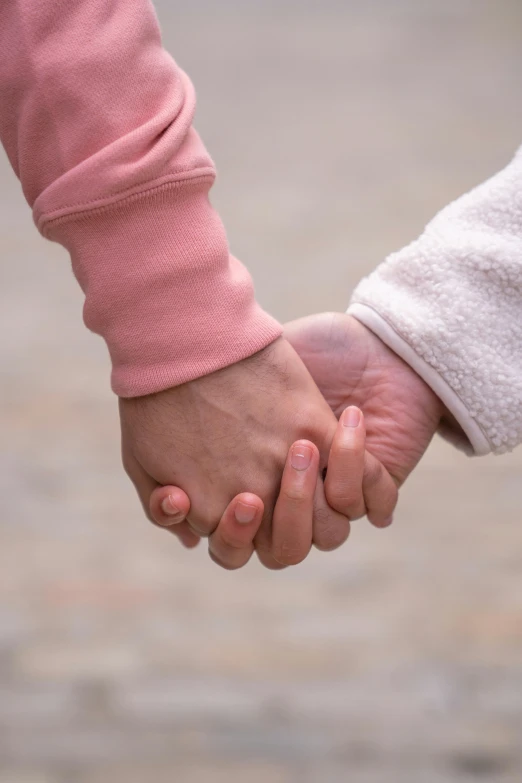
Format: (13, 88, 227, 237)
(379, 485, 399, 518)
(326, 488, 366, 519)
(333, 441, 361, 457)
(327, 481, 360, 510)
(332, 492, 359, 511)
(219, 533, 248, 551)
(293, 410, 331, 453)
(189, 501, 223, 536)
(190, 514, 217, 537)
(312, 504, 331, 530)
(208, 548, 243, 571)
(274, 541, 308, 566)
(314, 517, 350, 552)
(256, 547, 287, 570)
(281, 486, 308, 504)
(293, 405, 322, 434)
(364, 459, 384, 489)
(253, 526, 271, 549)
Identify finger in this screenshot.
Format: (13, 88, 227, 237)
(272, 440, 319, 566)
(255, 546, 289, 570)
(253, 489, 288, 571)
(362, 451, 398, 529)
(312, 475, 351, 552)
(149, 485, 200, 548)
(324, 406, 367, 521)
(186, 498, 230, 539)
(149, 485, 191, 526)
(169, 521, 201, 548)
(124, 453, 199, 547)
(208, 493, 264, 570)
(122, 448, 159, 523)
(255, 515, 289, 571)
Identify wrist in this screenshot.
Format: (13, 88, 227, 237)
(45, 178, 282, 397)
(348, 303, 489, 455)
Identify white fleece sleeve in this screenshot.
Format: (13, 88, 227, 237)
(349, 147, 522, 456)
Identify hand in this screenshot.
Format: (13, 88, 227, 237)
(119, 336, 355, 568)
(149, 410, 398, 569)
(284, 312, 444, 487)
(140, 311, 442, 568)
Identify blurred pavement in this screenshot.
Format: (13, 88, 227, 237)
(1, 1, 521, 781)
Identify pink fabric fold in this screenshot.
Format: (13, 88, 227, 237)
(0, 0, 281, 395)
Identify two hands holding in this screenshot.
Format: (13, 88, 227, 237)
(120, 312, 444, 570)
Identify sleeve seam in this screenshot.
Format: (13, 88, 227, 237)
(38, 168, 215, 235)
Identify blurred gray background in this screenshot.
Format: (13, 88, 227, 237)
(1, 1, 521, 781)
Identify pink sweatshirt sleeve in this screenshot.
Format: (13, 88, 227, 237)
(0, 0, 282, 396)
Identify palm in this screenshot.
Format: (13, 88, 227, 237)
(284, 312, 443, 485)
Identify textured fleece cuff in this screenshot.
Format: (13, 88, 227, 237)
(348, 148, 522, 456)
(349, 303, 489, 456)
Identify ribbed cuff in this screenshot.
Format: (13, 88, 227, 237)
(43, 176, 283, 396)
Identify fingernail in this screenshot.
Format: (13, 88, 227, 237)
(161, 495, 180, 516)
(234, 501, 257, 525)
(383, 515, 394, 527)
(343, 407, 361, 428)
(291, 444, 313, 471)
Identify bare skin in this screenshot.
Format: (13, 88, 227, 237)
(148, 312, 442, 569)
(150, 409, 397, 569)
(284, 312, 444, 487)
(120, 336, 359, 569)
